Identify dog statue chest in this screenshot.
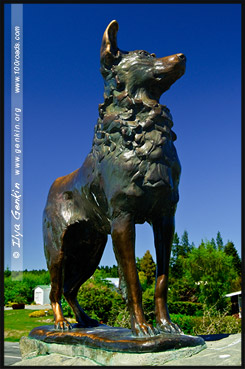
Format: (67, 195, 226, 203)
(92, 112, 181, 194)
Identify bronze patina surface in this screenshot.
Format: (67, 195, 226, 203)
(43, 20, 187, 338)
(29, 325, 205, 353)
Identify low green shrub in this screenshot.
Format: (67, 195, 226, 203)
(142, 287, 155, 325)
(170, 314, 197, 335)
(5, 301, 15, 307)
(61, 298, 73, 317)
(170, 312, 241, 335)
(169, 301, 203, 316)
(110, 307, 131, 329)
(192, 306, 242, 335)
(77, 280, 125, 324)
(29, 310, 53, 318)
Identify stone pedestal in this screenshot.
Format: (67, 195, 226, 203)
(15, 325, 206, 366)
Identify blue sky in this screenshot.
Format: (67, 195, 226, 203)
(4, 4, 241, 270)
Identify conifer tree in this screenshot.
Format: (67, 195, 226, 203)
(224, 241, 241, 276)
(181, 230, 194, 255)
(171, 232, 181, 259)
(139, 250, 156, 285)
(210, 238, 216, 249)
(170, 232, 183, 279)
(216, 231, 224, 251)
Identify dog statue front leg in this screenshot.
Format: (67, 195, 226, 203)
(111, 213, 156, 337)
(153, 215, 182, 334)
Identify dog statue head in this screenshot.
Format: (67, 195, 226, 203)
(100, 20, 186, 105)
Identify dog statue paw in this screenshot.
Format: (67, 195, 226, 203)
(157, 319, 183, 335)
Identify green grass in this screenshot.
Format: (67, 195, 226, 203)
(4, 309, 54, 342)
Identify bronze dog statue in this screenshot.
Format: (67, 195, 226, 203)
(43, 20, 186, 337)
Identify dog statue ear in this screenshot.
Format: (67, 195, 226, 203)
(100, 20, 119, 67)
